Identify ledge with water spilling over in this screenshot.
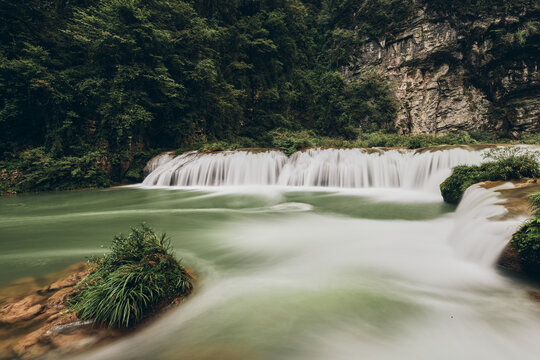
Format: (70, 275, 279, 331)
(140, 146, 497, 193)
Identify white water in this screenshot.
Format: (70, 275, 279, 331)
(143, 152, 174, 174)
(449, 183, 526, 266)
(76, 146, 540, 360)
(76, 183, 540, 360)
(142, 147, 486, 192)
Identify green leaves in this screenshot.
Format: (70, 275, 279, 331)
(440, 149, 539, 204)
(71, 224, 193, 328)
(512, 211, 540, 277)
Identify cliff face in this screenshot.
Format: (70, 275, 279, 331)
(343, 2, 539, 135)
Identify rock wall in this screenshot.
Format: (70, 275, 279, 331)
(343, 2, 539, 135)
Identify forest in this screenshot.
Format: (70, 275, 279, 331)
(0, 0, 536, 192)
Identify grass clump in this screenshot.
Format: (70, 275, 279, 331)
(440, 147, 539, 204)
(70, 224, 193, 328)
(511, 193, 540, 277)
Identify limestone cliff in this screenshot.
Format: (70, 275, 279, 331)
(343, 1, 539, 135)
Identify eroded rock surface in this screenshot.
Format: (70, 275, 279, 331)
(487, 181, 540, 283)
(0, 263, 122, 360)
(344, 2, 539, 135)
(0, 263, 195, 360)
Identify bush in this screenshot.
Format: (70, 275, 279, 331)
(512, 192, 540, 276)
(440, 147, 539, 204)
(0, 148, 110, 194)
(530, 193, 540, 214)
(70, 224, 193, 328)
(268, 128, 325, 155)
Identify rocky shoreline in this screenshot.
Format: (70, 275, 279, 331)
(485, 180, 540, 301)
(0, 263, 194, 360)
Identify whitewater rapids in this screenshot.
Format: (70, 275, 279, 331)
(141, 147, 488, 193)
(60, 147, 540, 360)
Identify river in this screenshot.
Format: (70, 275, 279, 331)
(1, 147, 539, 360)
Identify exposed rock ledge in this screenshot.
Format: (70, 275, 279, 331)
(485, 180, 540, 300)
(344, 3, 539, 135)
(0, 263, 194, 360)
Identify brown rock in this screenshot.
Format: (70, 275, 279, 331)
(0, 263, 194, 360)
(0, 295, 44, 324)
(49, 332, 99, 350)
(530, 291, 540, 302)
(498, 242, 523, 273)
(46, 287, 74, 309)
(11, 327, 50, 359)
(47, 273, 84, 292)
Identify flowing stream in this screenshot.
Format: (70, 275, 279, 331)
(1, 146, 540, 360)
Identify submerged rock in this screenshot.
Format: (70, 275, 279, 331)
(0, 296, 43, 324)
(0, 263, 195, 360)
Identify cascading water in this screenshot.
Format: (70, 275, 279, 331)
(142, 150, 289, 187)
(138, 146, 538, 270)
(142, 147, 485, 192)
(448, 183, 526, 266)
(142, 151, 174, 174)
(3, 146, 540, 360)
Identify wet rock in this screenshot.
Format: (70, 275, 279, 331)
(46, 271, 88, 292)
(498, 242, 523, 273)
(47, 320, 94, 336)
(0, 262, 194, 360)
(46, 287, 74, 309)
(530, 291, 540, 302)
(11, 328, 51, 360)
(0, 295, 44, 324)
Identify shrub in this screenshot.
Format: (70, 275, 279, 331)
(440, 147, 539, 204)
(519, 133, 540, 145)
(529, 193, 540, 214)
(266, 128, 331, 155)
(0, 148, 110, 194)
(70, 224, 193, 328)
(512, 192, 540, 276)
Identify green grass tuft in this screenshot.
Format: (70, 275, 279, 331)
(70, 224, 193, 328)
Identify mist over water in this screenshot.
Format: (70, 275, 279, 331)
(1, 147, 540, 359)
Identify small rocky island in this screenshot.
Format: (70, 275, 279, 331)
(0, 225, 194, 360)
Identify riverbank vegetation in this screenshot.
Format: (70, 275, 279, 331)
(70, 224, 193, 328)
(186, 129, 539, 156)
(1, 0, 538, 194)
(440, 148, 539, 204)
(511, 193, 540, 277)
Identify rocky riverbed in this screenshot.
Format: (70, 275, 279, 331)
(0, 263, 194, 360)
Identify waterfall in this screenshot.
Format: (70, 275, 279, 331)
(143, 152, 174, 175)
(142, 151, 288, 187)
(447, 183, 525, 267)
(142, 147, 486, 192)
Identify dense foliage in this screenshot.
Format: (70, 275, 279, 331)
(511, 192, 540, 277)
(189, 129, 507, 156)
(440, 147, 540, 204)
(71, 224, 192, 328)
(0, 0, 410, 191)
(427, 0, 533, 14)
(0, 1, 537, 193)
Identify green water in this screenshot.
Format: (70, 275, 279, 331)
(0, 188, 453, 288)
(1, 187, 540, 360)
